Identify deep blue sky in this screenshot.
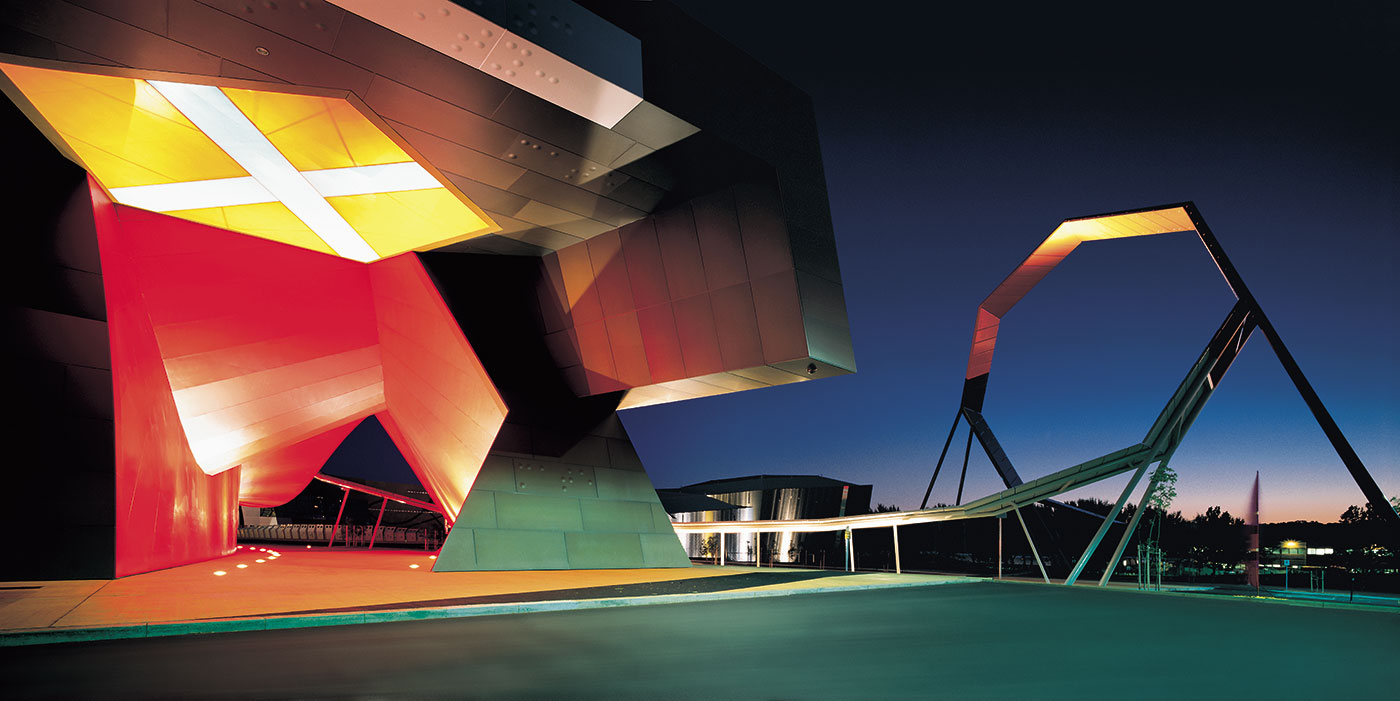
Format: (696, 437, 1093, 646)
(617, 2, 1398, 522)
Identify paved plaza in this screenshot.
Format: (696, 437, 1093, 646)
(4, 578, 1395, 698)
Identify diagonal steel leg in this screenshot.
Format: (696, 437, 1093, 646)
(328, 487, 348, 548)
(1015, 507, 1050, 583)
(1097, 466, 1165, 586)
(922, 410, 963, 508)
(1065, 459, 1152, 585)
(368, 497, 388, 550)
(955, 428, 974, 506)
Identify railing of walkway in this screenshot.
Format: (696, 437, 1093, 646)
(238, 524, 442, 550)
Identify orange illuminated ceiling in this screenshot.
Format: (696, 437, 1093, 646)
(0, 62, 495, 262)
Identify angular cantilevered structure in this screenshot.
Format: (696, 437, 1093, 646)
(1, 0, 853, 579)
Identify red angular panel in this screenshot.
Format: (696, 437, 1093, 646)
(555, 241, 604, 324)
(672, 294, 724, 377)
(618, 218, 669, 308)
(635, 304, 687, 383)
(369, 254, 508, 522)
(575, 317, 622, 394)
(710, 282, 764, 369)
(109, 201, 381, 474)
(604, 311, 652, 388)
(586, 229, 635, 317)
(239, 421, 358, 507)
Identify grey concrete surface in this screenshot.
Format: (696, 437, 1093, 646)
(3, 581, 1395, 699)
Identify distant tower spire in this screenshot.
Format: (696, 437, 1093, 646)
(1246, 472, 1260, 590)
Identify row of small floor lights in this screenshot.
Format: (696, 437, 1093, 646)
(212, 545, 282, 576)
(214, 547, 438, 574)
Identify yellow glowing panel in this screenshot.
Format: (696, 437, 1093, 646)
(327, 188, 492, 257)
(1, 63, 246, 187)
(223, 88, 412, 171)
(172, 202, 335, 255)
(3, 62, 496, 261)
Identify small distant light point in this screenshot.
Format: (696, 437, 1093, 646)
(409, 563, 420, 569)
(236, 564, 248, 569)
(213, 570, 227, 576)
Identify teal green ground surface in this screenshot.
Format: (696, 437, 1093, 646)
(3, 581, 1395, 699)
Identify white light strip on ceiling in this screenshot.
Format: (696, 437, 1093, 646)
(303, 161, 441, 198)
(107, 163, 444, 213)
(109, 176, 274, 211)
(148, 80, 381, 262)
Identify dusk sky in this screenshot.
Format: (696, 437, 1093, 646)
(329, 3, 1397, 524)
(617, 2, 1398, 522)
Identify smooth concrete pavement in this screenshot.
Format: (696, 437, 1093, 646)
(0, 547, 973, 646)
(3, 581, 1396, 698)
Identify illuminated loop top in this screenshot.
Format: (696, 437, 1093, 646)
(0, 62, 496, 262)
(965, 206, 1203, 384)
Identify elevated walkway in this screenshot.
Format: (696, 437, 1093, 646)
(675, 300, 1261, 583)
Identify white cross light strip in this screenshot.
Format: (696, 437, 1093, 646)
(148, 81, 380, 262)
(109, 162, 444, 212)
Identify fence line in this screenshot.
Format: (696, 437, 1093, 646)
(238, 524, 442, 549)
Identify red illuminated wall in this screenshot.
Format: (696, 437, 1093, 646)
(92, 179, 241, 577)
(89, 180, 506, 575)
(105, 201, 382, 476)
(370, 256, 507, 522)
(239, 423, 357, 507)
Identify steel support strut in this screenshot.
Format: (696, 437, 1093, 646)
(368, 497, 388, 550)
(328, 487, 348, 548)
(893, 524, 902, 574)
(1065, 460, 1152, 585)
(922, 410, 964, 509)
(1015, 507, 1051, 583)
(1189, 211, 1398, 533)
(955, 429, 973, 505)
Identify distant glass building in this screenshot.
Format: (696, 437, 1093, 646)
(663, 475, 871, 566)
